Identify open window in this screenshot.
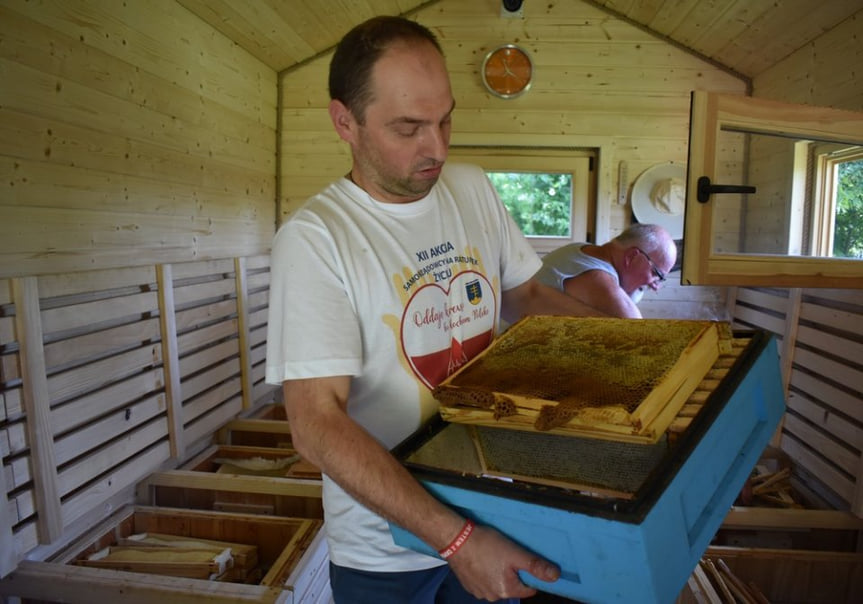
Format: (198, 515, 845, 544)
(447, 147, 595, 255)
(682, 91, 863, 288)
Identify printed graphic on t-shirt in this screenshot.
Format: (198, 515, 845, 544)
(398, 244, 497, 389)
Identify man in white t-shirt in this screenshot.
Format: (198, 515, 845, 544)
(534, 224, 677, 318)
(265, 16, 603, 604)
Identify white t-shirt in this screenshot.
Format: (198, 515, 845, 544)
(265, 163, 541, 572)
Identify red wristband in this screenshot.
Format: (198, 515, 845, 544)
(438, 520, 475, 559)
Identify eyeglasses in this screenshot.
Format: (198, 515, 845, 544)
(636, 248, 667, 283)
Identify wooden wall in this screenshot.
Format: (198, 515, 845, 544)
(278, 0, 748, 320)
(0, 255, 277, 572)
(0, 0, 278, 279)
(735, 13, 863, 516)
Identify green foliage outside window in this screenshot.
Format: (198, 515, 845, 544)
(487, 172, 572, 237)
(833, 159, 863, 259)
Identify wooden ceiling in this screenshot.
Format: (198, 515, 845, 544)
(177, 0, 861, 79)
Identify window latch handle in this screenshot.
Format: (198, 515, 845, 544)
(696, 176, 757, 203)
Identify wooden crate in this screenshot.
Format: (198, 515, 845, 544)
(0, 506, 327, 604)
(677, 546, 863, 604)
(182, 444, 320, 480)
(218, 407, 293, 448)
(140, 467, 323, 519)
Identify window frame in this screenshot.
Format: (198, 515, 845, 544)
(682, 91, 863, 288)
(446, 147, 595, 255)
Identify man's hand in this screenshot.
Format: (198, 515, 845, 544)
(445, 523, 560, 600)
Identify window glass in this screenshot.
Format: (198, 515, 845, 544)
(486, 172, 572, 237)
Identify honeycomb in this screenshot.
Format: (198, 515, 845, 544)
(433, 316, 721, 432)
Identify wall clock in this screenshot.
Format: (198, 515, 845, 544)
(481, 44, 533, 99)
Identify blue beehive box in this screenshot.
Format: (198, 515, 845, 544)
(390, 331, 785, 603)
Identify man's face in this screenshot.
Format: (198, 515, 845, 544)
(343, 41, 455, 203)
(620, 245, 675, 294)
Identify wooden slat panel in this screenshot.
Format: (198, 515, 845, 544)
(790, 369, 862, 422)
(783, 413, 859, 478)
(40, 292, 159, 337)
(792, 348, 863, 399)
(183, 395, 243, 447)
(30, 267, 157, 300)
(787, 390, 863, 455)
(11, 277, 62, 542)
(176, 320, 240, 357)
(181, 359, 241, 403)
(171, 258, 237, 282)
(53, 393, 167, 466)
(730, 303, 787, 336)
(0, 431, 15, 576)
(43, 318, 161, 371)
(781, 433, 855, 505)
(174, 300, 239, 333)
(246, 255, 270, 271)
(173, 279, 238, 308)
(57, 417, 168, 497)
(46, 344, 162, 406)
(156, 264, 184, 462)
(50, 371, 166, 452)
(178, 340, 241, 378)
(59, 441, 172, 530)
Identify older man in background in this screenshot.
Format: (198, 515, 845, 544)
(534, 223, 677, 318)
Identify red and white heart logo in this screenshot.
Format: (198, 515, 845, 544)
(401, 270, 497, 389)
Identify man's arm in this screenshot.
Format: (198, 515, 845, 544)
(562, 271, 642, 318)
(501, 277, 608, 324)
(282, 375, 559, 600)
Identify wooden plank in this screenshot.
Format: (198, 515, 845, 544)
(781, 433, 855, 505)
(731, 303, 787, 336)
(183, 395, 243, 447)
(43, 317, 162, 370)
(53, 392, 168, 466)
(722, 506, 863, 531)
(39, 291, 159, 336)
(171, 258, 237, 282)
(795, 324, 863, 362)
(176, 320, 240, 357)
(36, 266, 157, 299)
(783, 413, 859, 477)
(49, 369, 166, 437)
(235, 258, 253, 411)
(792, 347, 863, 398)
(183, 375, 243, 423)
(790, 368, 861, 421)
(174, 300, 239, 332)
(157, 265, 184, 461)
(59, 442, 171, 531)
(11, 277, 63, 543)
(46, 344, 163, 404)
(178, 340, 241, 378)
(0, 432, 16, 577)
(173, 278, 238, 309)
(182, 357, 242, 401)
(786, 390, 863, 453)
(57, 417, 169, 498)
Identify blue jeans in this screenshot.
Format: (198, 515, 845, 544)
(329, 562, 520, 604)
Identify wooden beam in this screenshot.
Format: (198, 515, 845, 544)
(11, 277, 63, 542)
(234, 257, 254, 411)
(156, 265, 184, 460)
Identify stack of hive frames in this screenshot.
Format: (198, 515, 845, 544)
(433, 316, 730, 444)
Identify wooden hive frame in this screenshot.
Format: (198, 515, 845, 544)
(435, 316, 730, 444)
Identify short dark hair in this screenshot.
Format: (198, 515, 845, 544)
(328, 16, 443, 124)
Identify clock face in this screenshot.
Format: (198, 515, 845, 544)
(482, 44, 533, 99)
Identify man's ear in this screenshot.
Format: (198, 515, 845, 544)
(622, 246, 639, 268)
(329, 99, 356, 143)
